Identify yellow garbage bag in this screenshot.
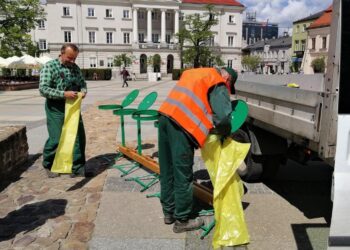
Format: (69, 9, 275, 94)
(201, 134, 250, 249)
(51, 93, 83, 174)
(287, 83, 300, 88)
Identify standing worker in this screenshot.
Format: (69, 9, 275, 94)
(120, 67, 130, 87)
(158, 67, 238, 233)
(39, 43, 90, 178)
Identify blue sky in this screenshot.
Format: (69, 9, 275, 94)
(239, 0, 333, 33)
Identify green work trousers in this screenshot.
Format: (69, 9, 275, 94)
(42, 99, 86, 174)
(158, 115, 195, 221)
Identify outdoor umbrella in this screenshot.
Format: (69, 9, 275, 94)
(3, 56, 20, 68)
(7, 55, 41, 69)
(0, 57, 8, 68)
(37, 55, 52, 65)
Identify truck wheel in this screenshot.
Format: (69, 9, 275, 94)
(232, 129, 264, 182)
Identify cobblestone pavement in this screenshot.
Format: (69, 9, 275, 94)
(0, 100, 118, 250)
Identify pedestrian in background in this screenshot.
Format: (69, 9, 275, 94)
(158, 67, 238, 233)
(39, 43, 91, 178)
(120, 67, 130, 87)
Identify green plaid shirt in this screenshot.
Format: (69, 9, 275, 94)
(39, 58, 87, 99)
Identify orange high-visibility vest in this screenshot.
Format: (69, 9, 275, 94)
(159, 68, 228, 147)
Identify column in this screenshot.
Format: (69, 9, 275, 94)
(161, 9, 166, 43)
(174, 10, 179, 43)
(147, 8, 152, 43)
(133, 8, 138, 43)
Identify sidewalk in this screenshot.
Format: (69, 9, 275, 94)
(0, 81, 215, 250)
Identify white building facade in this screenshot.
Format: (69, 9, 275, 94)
(32, 0, 245, 75)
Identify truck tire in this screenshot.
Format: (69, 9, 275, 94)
(232, 129, 264, 182)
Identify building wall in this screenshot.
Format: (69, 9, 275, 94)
(303, 26, 330, 74)
(33, 0, 244, 74)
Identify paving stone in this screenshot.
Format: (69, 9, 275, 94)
(60, 240, 87, 250)
(13, 235, 35, 247)
(34, 236, 56, 247)
(70, 222, 95, 242)
(0, 194, 8, 202)
(0, 239, 13, 249)
(17, 195, 35, 206)
(87, 193, 101, 203)
(43, 242, 60, 250)
(51, 222, 72, 241)
(36, 223, 52, 237)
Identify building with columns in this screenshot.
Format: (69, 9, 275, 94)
(32, 0, 245, 75)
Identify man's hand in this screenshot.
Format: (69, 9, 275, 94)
(64, 91, 78, 99)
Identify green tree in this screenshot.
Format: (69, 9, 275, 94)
(311, 57, 325, 73)
(242, 55, 261, 72)
(0, 0, 45, 57)
(176, 5, 222, 68)
(113, 53, 133, 69)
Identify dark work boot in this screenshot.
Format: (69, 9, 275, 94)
(164, 214, 175, 225)
(173, 217, 204, 233)
(45, 169, 60, 178)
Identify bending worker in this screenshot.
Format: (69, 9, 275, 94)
(158, 67, 238, 233)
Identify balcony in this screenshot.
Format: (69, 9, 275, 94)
(138, 43, 178, 50)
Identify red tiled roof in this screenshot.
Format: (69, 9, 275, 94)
(308, 5, 332, 29)
(182, 0, 244, 7)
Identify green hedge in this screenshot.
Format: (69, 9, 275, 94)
(172, 68, 188, 80)
(81, 68, 112, 80)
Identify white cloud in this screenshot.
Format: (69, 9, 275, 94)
(240, 0, 332, 32)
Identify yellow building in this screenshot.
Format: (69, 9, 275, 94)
(291, 11, 323, 72)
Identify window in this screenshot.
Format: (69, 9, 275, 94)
(302, 24, 307, 32)
(166, 34, 171, 44)
(282, 51, 286, 59)
(123, 32, 130, 44)
(208, 36, 214, 46)
(229, 15, 235, 24)
(227, 59, 233, 68)
(138, 11, 145, 19)
(311, 38, 316, 49)
(64, 31, 71, 43)
(106, 32, 113, 44)
(90, 57, 96, 68)
(38, 20, 45, 29)
(88, 7, 95, 17)
(123, 10, 129, 19)
(322, 36, 327, 49)
(179, 12, 184, 21)
(39, 39, 47, 50)
(228, 36, 234, 47)
(63, 7, 70, 16)
(89, 31, 96, 43)
(152, 12, 160, 20)
(295, 40, 299, 51)
(100, 60, 104, 67)
(296, 25, 299, 33)
(166, 12, 171, 20)
(139, 33, 145, 43)
(106, 9, 112, 18)
(152, 33, 159, 43)
(301, 40, 306, 51)
(107, 57, 113, 67)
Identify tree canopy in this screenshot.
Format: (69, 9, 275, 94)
(176, 5, 223, 68)
(0, 0, 45, 57)
(242, 55, 261, 72)
(114, 53, 133, 68)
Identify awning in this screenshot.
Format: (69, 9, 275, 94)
(292, 57, 303, 63)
